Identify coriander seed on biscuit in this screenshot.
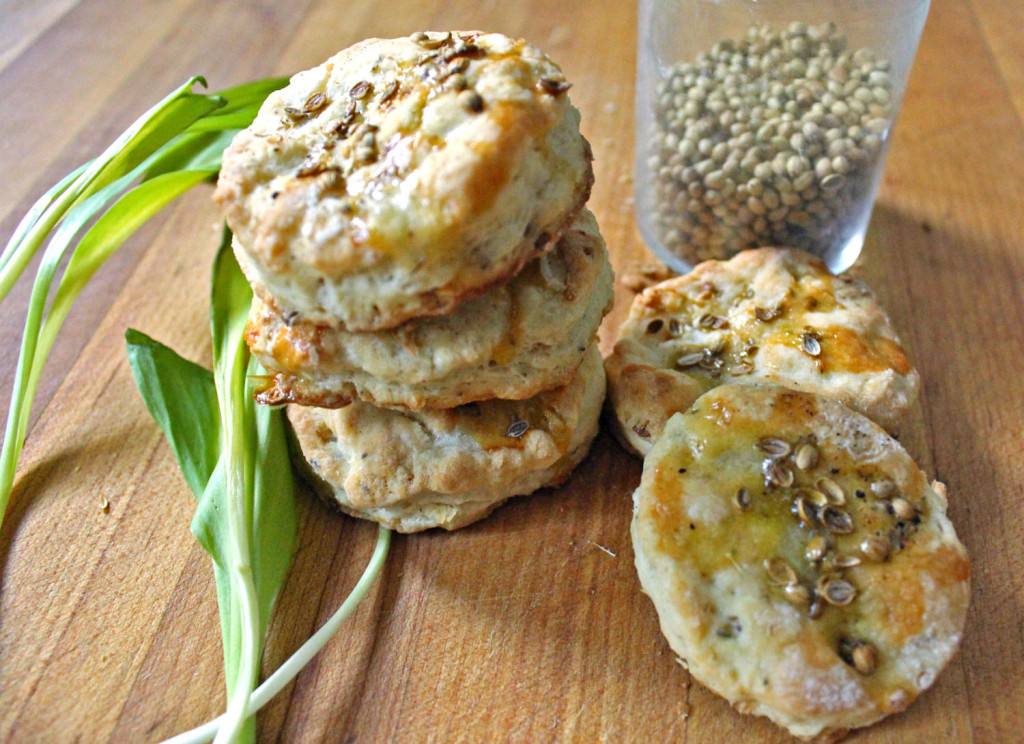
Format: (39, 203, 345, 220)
(216, 31, 593, 332)
(246, 210, 612, 410)
(288, 345, 606, 532)
(631, 383, 969, 741)
(605, 248, 919, 455)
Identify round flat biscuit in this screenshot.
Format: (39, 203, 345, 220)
(287, 345, 605, 532)
(632, 383, 969, 741)
(246, 210, 613, 410)
(215, 31, 593, 331)
(605, 248, 920, 456)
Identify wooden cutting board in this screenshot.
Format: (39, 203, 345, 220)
(1, 0, 1023, 742)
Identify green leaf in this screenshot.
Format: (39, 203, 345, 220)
(1, 75, 297, 744)
(0, 162, 90, 290)
(125, 329, 220, 498)
(210, 227, 253, 376)
(1, 75, 278, 529)
(247, 363, 297, 630)
(198, 233, 297, 744)
(0, 169, 214, 523)
(0, 77, 225, 519)
(0, 77, 221, 304)
(63, 170, 214, 291)
(127, 240, 295, 743)
(143, 131, 239, 176)
(190, 358, 297, 678)
(200, 77, 288, 115)
(162, 526, 391, 744)
(86, 77, 222, 195)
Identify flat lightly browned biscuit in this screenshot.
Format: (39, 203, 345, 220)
(246, 209, 612, 410)
(606, 248, 919, 456)
(289, 345, 605, 532)
(632, 383, 969, 741)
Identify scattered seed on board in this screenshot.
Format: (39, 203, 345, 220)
(734, 487, 753, 511)
(802, 332, 822, 357)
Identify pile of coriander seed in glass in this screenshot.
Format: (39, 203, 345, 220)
(648, 21, 895, 267)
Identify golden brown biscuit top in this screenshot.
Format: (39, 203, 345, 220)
(634, 383, 969, 735)
(606, 248, 920, 455)
(216, 31, 574, 277)
(288, 346, 604, 510)
(630, 248, 912, 380)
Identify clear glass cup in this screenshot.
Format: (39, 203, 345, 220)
(635, 0, 930, 273)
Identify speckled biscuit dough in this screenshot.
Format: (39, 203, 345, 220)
(215, 31, 593, 332)
(632, 383, 969, 741)
(246, 210, 613, 410)
(287, 345, 605, 533)
(605, 248, 920, 456)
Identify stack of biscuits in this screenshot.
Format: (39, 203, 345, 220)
(214, 32, 612, 532)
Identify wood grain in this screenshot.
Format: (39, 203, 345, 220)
(1, 0, 1022, 742)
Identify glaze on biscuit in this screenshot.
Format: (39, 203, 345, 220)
(246, 210, 613, 409)
(216, 31, 593, 331)
(606, 248, 920, 455)
(288, 345, 605, 532)
(631, 383, 969, 740)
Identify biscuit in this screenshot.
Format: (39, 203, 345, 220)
(287, 345, 605, 532)
(215, 31, 593, 332)
(246, 210, 613, 410)
(605, 248, 919, 456)
(632, 383, 969, 741)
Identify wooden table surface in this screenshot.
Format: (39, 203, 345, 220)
(1, 0, 1022, 742)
